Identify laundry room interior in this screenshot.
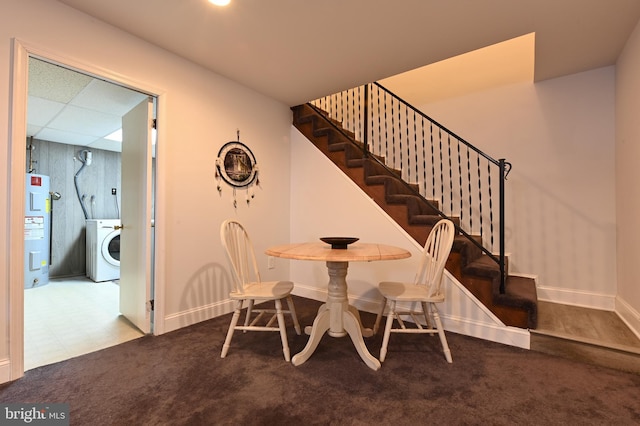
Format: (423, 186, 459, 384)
(26, 138, 122, 280)
(23, 58, 152, 370)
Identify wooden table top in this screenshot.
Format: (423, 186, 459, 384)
(265, 242, 411, 262)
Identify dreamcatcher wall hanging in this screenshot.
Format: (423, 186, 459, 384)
(215, 130, 260, 208)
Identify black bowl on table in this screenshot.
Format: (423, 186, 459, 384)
(320, 237, 359, 249)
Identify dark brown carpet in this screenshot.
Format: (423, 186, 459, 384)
(1, 296, 639, 425)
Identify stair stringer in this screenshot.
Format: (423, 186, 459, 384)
(289, 126, 530, 349)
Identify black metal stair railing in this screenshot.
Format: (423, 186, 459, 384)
(310, 82, 512, 293)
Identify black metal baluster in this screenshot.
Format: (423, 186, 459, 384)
(413, 110, 418, 188)
(376, 86, 382, 154)
(405, 106, 410, 182)
(430, 121, 435, 199)
(467, 147, 472, 232)
(422, 117, 426, 196)
(351, 87, 362, 136)
(357, 86, 361, 143)
(398, 99, 402, 170)
(457, 138, 463, 226)
(384, 91, 389, 161)
(391, 97, 396, 167)
(448, 134, 453, 213)
(477, 155, 484, 243)
(349, 89, 352, 128)
(439, 128, 444, 208)
(499, 159, 506, 294)
(363, 85, 369, 157)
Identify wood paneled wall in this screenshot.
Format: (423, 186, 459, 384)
(26, 139, 121, 278)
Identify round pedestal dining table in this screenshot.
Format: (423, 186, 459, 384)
(265, 241, 411, 370)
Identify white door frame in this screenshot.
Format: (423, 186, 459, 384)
(8, 38, 166, 381)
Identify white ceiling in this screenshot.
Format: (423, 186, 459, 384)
(55, 0, 640, 106)
(27, 58, 148, 152)
(28, 0, 640, 151)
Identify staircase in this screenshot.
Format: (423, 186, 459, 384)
(292, 102, 538, 329)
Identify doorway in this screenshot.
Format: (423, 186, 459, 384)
(22, 56, 156, 370)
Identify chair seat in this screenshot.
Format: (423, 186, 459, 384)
(378, 281, 444, 303)
(229, 280, 294, 300)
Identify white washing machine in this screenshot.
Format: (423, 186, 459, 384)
(86, 219, 121, 282)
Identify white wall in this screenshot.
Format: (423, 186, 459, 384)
(615, 19, 640, 336)
(0, 0, 292, 380)
(407, 68, 617, 310)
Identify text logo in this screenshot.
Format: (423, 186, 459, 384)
(1, 404, 69, 425)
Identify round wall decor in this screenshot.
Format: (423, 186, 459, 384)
(215, 130, 260, 208)
(216, 141, 258, 188)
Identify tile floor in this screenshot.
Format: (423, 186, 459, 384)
(24, 276, 145, 371)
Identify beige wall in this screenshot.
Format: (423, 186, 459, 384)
(616, 19, 640, 334)
(0, 0, 292, 380)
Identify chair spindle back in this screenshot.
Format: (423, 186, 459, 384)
(220, 219, 262, 294)
(413, 219, 455, 298)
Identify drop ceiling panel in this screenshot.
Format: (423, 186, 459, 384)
(27, 57, 151, 152)
(46, 104, 122, 139)
(27, 96, 65, 127)
(27, 124, 43, 137)
(87, 138, 122, 152)
(70, 79, 148, 116)
(35, 128, 99, 146)
(28, 59, 92, 102)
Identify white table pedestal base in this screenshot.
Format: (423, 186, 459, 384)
(292, 261, 380, 371)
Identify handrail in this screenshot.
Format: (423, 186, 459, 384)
(310, 83, 511, 292)
(373, 83, 503, 166)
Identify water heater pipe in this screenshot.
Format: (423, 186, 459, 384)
(49, 191, 61, 265)
(74, 150, 92, 219)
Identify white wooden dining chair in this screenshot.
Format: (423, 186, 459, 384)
(373, 219, 456, 363)
(220, 219, 301, 361)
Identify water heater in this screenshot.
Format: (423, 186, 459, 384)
(24, 173, 50, 289)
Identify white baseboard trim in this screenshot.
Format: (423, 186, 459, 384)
(536, 285, 616, 310)
(616, 296, 640, 341)
(442, 314, 530, 349)
(162, 298, 282, 334)
(292, 284, 530, 350)
(163, 299, 235, 334)
(0, 359, 11, 385)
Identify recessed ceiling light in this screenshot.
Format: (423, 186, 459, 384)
(208, 0, 230, 6)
